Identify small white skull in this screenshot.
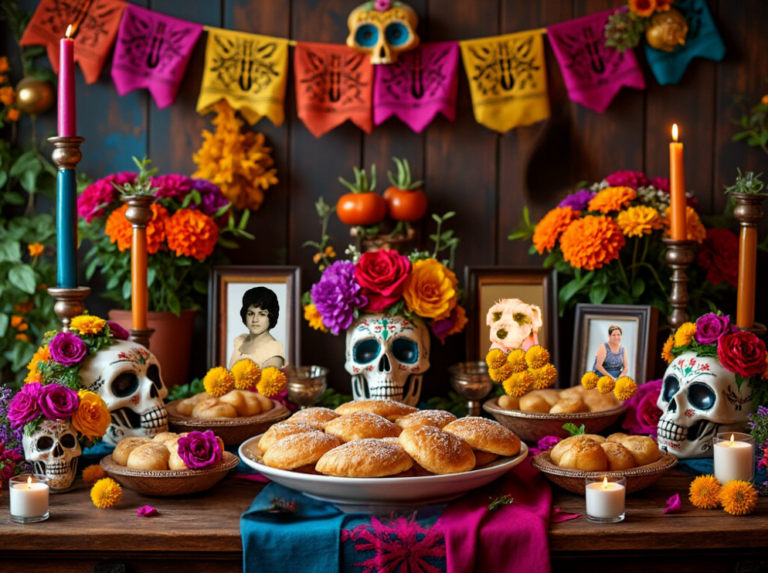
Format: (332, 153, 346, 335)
(22, 419, 81, 492)
(79, 340, 169, 445)
(345, 314, 430, 406)
(657, 352, 755, 459)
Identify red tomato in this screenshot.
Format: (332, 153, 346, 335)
(336, 193, 387, 226)
(383, 187, 428, 222)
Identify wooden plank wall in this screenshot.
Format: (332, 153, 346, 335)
(5, 0, 768, 396)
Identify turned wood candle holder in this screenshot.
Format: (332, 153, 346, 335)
(732, 192, 767, 336)
(663, 238, 696, 332)
(121, 195, 155, 349)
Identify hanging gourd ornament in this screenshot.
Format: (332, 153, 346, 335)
(645, 7, 689, 52)
(15, 76, 55, 115)
(346, 0, 420, 65)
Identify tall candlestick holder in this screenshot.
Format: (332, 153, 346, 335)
(663, 238, 696, 332)
(47, 135, 90, 331)
(121, 195, 155, 349)
(732, 192, 767, 336)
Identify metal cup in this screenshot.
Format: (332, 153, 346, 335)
(286, 366, 329, 409)
(448, 361, 494, 417)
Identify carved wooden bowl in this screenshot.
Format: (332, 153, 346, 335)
(100, 452, 239, 496)
(531, 450, 678, 495)
(166, 399, 290, 446)
(483, 397, 627, 443)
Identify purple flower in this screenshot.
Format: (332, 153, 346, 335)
(621, 379, 662, 438)
(695, 313, 739, 345)
(558, 189, 596, 211)
(177, 430, 222, 469)
(604, 170, 649, 189)
(152, 174, 194, 200)
(7, 383, 43, 427)
(650, 177, 669, 193)
(191, 179, 229, 217)
(311, 261, 368, 335)
(107, 321, 130, 341)
(39, 384, 79, 420)
(49, 332, 87, 367)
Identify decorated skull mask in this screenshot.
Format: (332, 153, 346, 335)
(79, 340, 168, 445)
(657, 352, 755, 459)
(346, 0, 420, 65)
(23, 419, 81, 492)
(345, 314, 430, 405)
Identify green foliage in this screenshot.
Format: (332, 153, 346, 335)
(429, 211, 459, 269)
(302, 197, 337, 271)
(319, 388, 352, 409)
(339, 165, 376, 194)
(167, 378, 205, 401)
(508, 206, 535, 242)
(604, 10, 646, 52)
(732, 81, 768, 155)
(488, 494, 514, 512)
(112, 157, 160, 197)
(724, 169, 765, 196)
(563, 423, 586, 437)
(750, 409, 768, 448)
(387, 157, 422, 191)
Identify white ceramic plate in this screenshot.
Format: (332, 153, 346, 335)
(239, 434, 528, 512)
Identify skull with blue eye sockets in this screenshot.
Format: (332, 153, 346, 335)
(346, 0, 420, 65)
(345, 314, 430, 405)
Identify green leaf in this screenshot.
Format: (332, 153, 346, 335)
(123, 280, 132, 300)
(218, 238, 239, 249)
(631, 278, 646, 299)
(167, 292, 181, 316)
(147, 267, 157, 287)
(3, 191, 24, 205)
(0, 240, 21, 263)
(590, 284, 608, 305)
(238, 208, 250, 230)
(558, 278, 582, 305)
(213, 203, 231, 218)
(0, 313, 8, 337)
(9, 264, 36, 294)
(193, 279, 208, 294)
(562, 423, 585, 437)
(85, 257, 100, 280)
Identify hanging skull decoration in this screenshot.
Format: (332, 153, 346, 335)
(657, 352, 755, 459)
(346, 0, 420, 65)
(345, 314, 430, 405)
(22, 419, 81, 492)
(79, 340, 169, 445)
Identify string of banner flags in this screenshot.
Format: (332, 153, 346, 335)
(19, 0, 725, 136)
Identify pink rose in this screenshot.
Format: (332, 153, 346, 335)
(718, 331, 767, 378)
(622, 379, 662, 438)
(354, 250, 412, 312)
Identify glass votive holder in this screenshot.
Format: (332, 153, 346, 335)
(585, 476, 626, 524)
(286, 366, 329, 409)
(9, 474, 50, 524)
(448, 361, 494, 417)
(713, 432, 755, 484)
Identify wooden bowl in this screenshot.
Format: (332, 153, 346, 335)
(100, 452, 239, 496)
(483, 397, 627, 443)
(166, 399, 290, 446)
(531, 450, 678, 495)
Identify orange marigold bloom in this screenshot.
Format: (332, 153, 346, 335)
(28, 243, 44, 257)
(0, 86, 15, 106)
(0, 57, 9, 73)
(15, 334, 30, 342)
(532, 207, 581, 254)
(588, 187, 637, 214)
(629, 0, 657, 17)
(6, 108, 20, 122)
(105, 203, 169, 253)
(10, 315, 23, 328)
(662, 206, 706, 243)
(616, 206, 663, 238)
(165, 208, 219, 261)
(560, 216, 626, 271)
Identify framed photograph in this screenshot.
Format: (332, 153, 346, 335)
(571, 304, 658, 387)
(208, 266, 301, 371)
(465, 267, 558, 373)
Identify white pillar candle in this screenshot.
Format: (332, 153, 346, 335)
(586, 477, 626, 522)
(714, 433, 755, 484)
(9, 476, 49, 521)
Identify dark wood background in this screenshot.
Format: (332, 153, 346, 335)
(4, 0, 768, 397)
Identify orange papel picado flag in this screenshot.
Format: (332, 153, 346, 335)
(460, 29, 550, 133)
(197, 27, 289, 126)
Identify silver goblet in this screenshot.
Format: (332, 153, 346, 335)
(286, 366, 329, 409)
(448, 361, 494, 417)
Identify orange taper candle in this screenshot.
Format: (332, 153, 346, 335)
(669, 124, 687, 241)
(737, 225, 757, 329)
(131, 226, 148, 330)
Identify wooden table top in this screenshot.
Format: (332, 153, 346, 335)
(0, 471, 766, 555)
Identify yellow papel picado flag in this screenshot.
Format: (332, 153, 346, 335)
(197, 27, 289, 126)
(460, 29, 550, 133)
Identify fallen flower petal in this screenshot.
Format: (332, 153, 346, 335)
(137, 505, 159, 517)
(663, 493, 682, 514)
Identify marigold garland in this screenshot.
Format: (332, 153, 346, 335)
(674, 322, 697, 347)
(489, 363, 514, 383)
(718, 480, 758, 516)
(532, 207, 580, 254)
(559, 216, 626, 271)
(689, 474, 721, 510)
(581, 372, 599, 390)
(165, 208, 219, 261)
(204, 366, 235, 397)
(503, 371, 534, 397)
(616, 205, 663, 237)
(82, 464, 107, 485)
(257, 367, 287, 397)
(530, 363, 557, 389)
(587, 186, 637, 214)
(91, 477, 122, 509)
(661, 335, 675, 364)
(613, 376, 637, 400)
(231, 359, 261, 390)
(70, 315, 107, 336)
(486, 348, 507, 370)
(525, 345, 550, 369)
(597, 376, 615, 394)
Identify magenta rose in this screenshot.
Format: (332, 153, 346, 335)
(718, 331, 767, 378)
(49, 332, 87, 367)
(177, 430, 222, 469)
(107, 321, 130, 341)
(605, 170, 649, 189)
(695, 313, 738, 345)
(354, 250, 412, 312)
(622, 379, 662, 438)
(39, 384, 80, 420)
(7, 383, 44, 427)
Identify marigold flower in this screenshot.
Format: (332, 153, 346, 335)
(661, 335, 675, 363)
(257, 366, 287, 397)
(324, 246, 336, 258)
(560, 216, 625, 270)
(581, 372, 599, 390)
(204, 366, 235, 397)
(525, 345, 550, 369)
(304, 303, 327, 332)
(674, 322, 696, 347)
(503, 371, 534, 397)
(231, 359, 261, 390)
(0, 57, 8, 73)
(0, 86, 15, 105)
(82, 464, 107, 485)
(486, 348, 508, 370)
(718, 480, 758, 516)
(506, 348, 528, 373)
(530, 363, 557, 389)
(165, 208, 219, 261)
(616, 205, 663, 237)
(532, 207, 580, 254)
(588, 186, 637, 214)
(629, 0, 657, 17)
(27, 345, 50, 375)
(105, 203, 169, 254)
(597, 376, 615, 394)
(15, 333, 30, 342)
(402, 258, 458, 321)
(662, 206, 706, 243)
(762, 95, 768, 106)
(10, 315, 23, 328)
(28, 243, 44, 257)
(70, 315, 106, 336)
(613, 376, 637, 400)
(91, 477, 122, 509)
(489, 363, 514, 383)
(14, 300, 34, 313)
(5, 108, 19, 122)
(689, 474, 721, 509)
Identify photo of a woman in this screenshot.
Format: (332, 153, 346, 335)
(228, 287, 286, 369)
(592, 325, 629, 380)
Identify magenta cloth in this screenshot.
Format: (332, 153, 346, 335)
(234, 472, 271, 483)
(551, 507, 582, 523)
(437, 459, 552, 573)
(111, 4, 203, 109)
(373, 42, 459, 132)
(547, 10, 645, 113)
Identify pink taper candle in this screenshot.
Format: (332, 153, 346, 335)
(58, 25, 76, 137)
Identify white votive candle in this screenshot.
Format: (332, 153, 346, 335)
(9, 475, 50, 523)
(585, 476, 626, 523)
(714, 433, 755, 484)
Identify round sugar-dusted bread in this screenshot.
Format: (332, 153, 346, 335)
(335, 399, 417, 421)
(113, 437, 151, 466)
(620, 436, 661, 466)
(262, 432, 342, 470)
(398, 425, 475, 475)
(288, 407, 340, 430)
(258, 421, 317, 453)
(558, 439, 608, 472)
(550, 434, 606, 465)
(600, 442, 637, 471)
(396, 409, 457, 430)
(126, 443, 171, 471)
(316, 438, 414, 477)
(324, 411, 401, 442)
(442, 417, 521, 457)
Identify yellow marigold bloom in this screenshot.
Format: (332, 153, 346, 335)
(28, 242, 44, 257)
(204, 366, 235, 397)
(616, 205, 663, 237)
(486, 348, 507, 370)
(0, 86, 15, 105)
(560, 216, 625, 271)
(165, 208, 218, 261)
(24, 370, 43, 384)
(506, 348, 528, 373)
(613, 377, 637, 400)
(503, 371, 534, 397)
(231, 359, 261, 390)
(597, 376, 615, 394)
(5, 108, 19, 122)
(70, 315, 106, 336)
(530, 363, 557, 389)
(588, 186, 637, 214)
(674, 322, 696, 347)
(662, 206, 706, 243)
(689, 474, 721, 510)
(525, 345, 550, 369)
(718, 480, 758, 516)
(324, 246, 336, 258)
(73, 390, 111, 440)
(402, 258, 458, 321)
(532, 207, 581, 254)
(257, 366, 287, 397)
(27, 345, 50, 373)
(581, 372, 599, 390)
(106, 203, 169, 254)
(629, 0, 657, 17)
(661, 335, 675, 364)
(489, 363, 514, 383)
(304, 303, 327, 332)
(0, 57, 8, 73)
(82, 464, 107, 485)
(91, 477, 122, 509)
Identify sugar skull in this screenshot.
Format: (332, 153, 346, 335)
(345, 314, 430, 405)
(657, 352, 755, 459)
(346, 0, 420, 65)
(23, 419, 81, 492)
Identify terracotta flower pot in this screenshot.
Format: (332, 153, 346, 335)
(108, 309, 197, 389)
